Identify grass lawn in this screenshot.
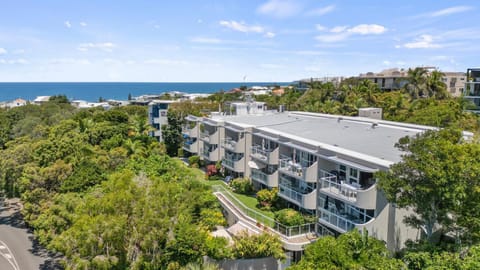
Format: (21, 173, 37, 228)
(232, 192, 275, 219)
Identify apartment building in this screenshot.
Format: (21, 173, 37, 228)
(181, 104, 448, 251)
(358, 67, 466, 96)
(464, 68, 480, 112)
(148, 100, 175, 141)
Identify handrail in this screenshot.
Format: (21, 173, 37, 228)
(212, 184, 316, 237)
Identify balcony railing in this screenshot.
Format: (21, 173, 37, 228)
(201, 147, 219, 162)
(251, 169, 278, 187)
(222, 156, 245, 172)
(212, 184, 316, 238)
(318, 170, 377, 209)
(221, 137, 245, 153)
(278, 183, 316, 210)
(182, 124, 198, 138)
(318, 208, 355, 233)
(183, 140, 198, 153)
(278, 156, 318, 182)
(250, 145, 279, 164)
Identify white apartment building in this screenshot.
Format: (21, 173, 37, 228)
(181, 104, 448, 251)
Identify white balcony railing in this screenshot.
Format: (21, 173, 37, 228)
(222, 157, 245, 172)
(318, 170, 377, 209)
(278, 156, 318, 182)
(183, 140, 198, 153)
(318, 208, 356, 233)
(251, 169, 278, 187)
(182, 124, 198, 138)
(221, 137, 245, 153)
(250, 145, 279, 164)
(278, 184, 316, 210)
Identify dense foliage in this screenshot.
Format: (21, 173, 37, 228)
(0, 102, 234, 269)
(289, 230, 404, 270)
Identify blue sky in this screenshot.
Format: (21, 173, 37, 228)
(0, 0, 478, 82)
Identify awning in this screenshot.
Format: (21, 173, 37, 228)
(252, 132, 279, 141)
(282, 142, 317, 154)
(248, 160, 266, 170)
(225, 125, 245, 133)
(328, 156, 378, 173)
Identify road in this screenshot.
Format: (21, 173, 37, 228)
(0, 198, 61, 270)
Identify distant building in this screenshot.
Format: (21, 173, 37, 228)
(358, 67, 466, 96)
(464, 68, 480, 112)
(148, 100, 175, 141)
(33, 96, 51, 105)
(71, 100, 110, 109)
(6, 98, 27, 108)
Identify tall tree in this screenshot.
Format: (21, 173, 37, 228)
(377, 128, 480, 245)
(404, 67, 428, 99)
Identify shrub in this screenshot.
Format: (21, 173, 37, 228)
(256, 188, 278, 210)
(188, 155, 200, 168)
(274, 209, 305, 226)
(230, 178, 253, 194)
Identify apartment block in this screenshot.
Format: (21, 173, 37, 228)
(148, 100, 175, 141)
(181, 104, 453, 251)
(464, 68, 480, 111)
(358, 67, 466, 96)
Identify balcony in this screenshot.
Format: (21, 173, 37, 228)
(278, 184, 316, 210)
(221, 137, 245, 153)
(250, 169, 278, 187)
(200, 130, 219, 144)
(182, 124, 198, 138)
(317, 208, 355, 233)
(317, 207, 375, 233)
(183, 140, 198, 153)
(278, 156, 318, 182)
(222, 157, 245, 172)
(250, 145, 279, 164)
(201, 147, 220, 162)
(318, 170, 377, 209)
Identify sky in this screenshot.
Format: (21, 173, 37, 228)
(0, 0, 478, 82)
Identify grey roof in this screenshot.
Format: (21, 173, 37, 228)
(213, 112, 435, 165)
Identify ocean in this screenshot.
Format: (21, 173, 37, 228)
(0, 82, 290, 102)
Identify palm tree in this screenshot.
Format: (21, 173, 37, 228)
(404, 67, 428, 99)
(427, 70, 448, 99)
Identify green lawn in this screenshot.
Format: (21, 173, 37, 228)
(232, 192, 275, 219)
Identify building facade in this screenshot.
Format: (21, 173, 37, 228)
(148, 100, 175, 141)
(358, 67, 466, 96)
(180, 105, 447, 251)
(464, 68, 480, 112)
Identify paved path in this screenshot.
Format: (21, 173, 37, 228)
(0, 198, 61, 270)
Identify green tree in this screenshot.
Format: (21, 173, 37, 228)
(289, 230, 403, 270)
(274, 208, 304, 226)
(162, 111, 183, 156)
(377, 128, 480, 245)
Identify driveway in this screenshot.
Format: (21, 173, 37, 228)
(0, 198, 61, 270)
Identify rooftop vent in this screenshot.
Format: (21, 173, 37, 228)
(371, 123, 379, 129)
(337, 117, 343, 123)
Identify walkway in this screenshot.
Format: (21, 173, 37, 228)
(213, 191, 317, 251)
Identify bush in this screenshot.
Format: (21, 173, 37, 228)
(188, 155, 200, 168)
(230, 178, 253, 194)
(256, 188, 278, 210)
(274, 209, 305, 226)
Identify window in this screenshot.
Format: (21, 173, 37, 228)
(349, 168, 359, 185)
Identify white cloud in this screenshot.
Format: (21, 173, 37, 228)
(264, 32, 276, 38)
(144, 59, 189, 65)
(382, 60, 391, 65)
(315, 33, 350, 43)
(399, 35, 442, 49)
(260, 63, 284, 69)
(49, 58, 91, 65)
(78, 42, 116, 52)
(0, 48, 7, 55)
(316, 24, 387, 43)
(0, 58, 28, 64)
(80, 22, 87, 27)
(219, 20, 264, 33)
(190, 37, 223, 44)
(64, 21, 72, 28)
(256, 0, 302, 18)
(428, 6, 473, 17)
(348, 24, 386, 35)
(330, 26, 348, 33)
(197, 19, 203, 24)
(315, 24, 327, 31)
(306, 5, 335, 16)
